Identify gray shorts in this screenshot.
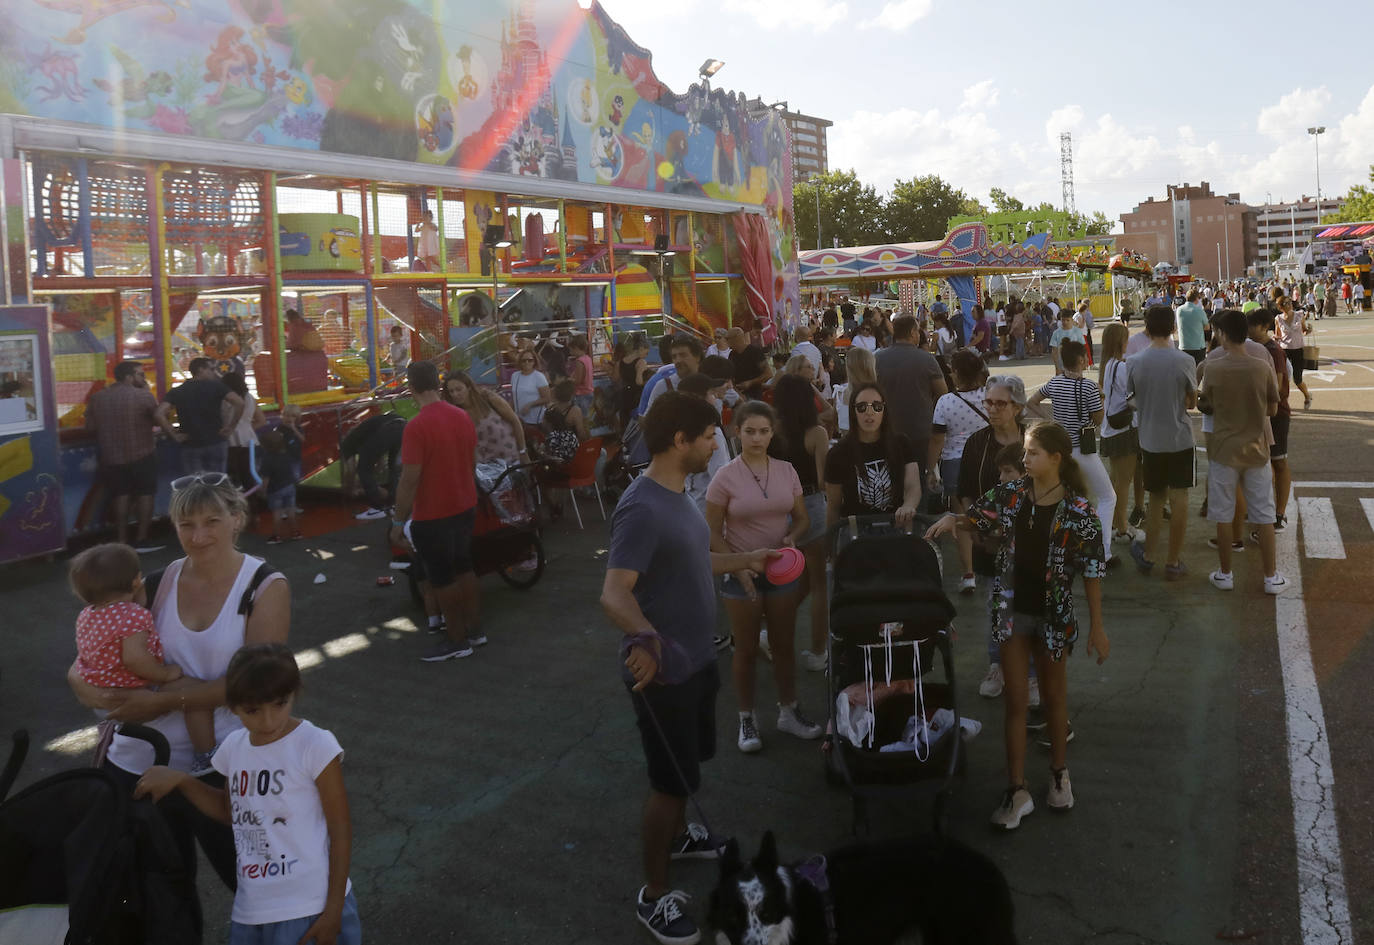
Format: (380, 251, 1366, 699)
(1207, 463, 1275, 524)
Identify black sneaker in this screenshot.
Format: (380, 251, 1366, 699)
(1128, 506, 1145, 528)
(712, 632, 732, 651)
(636, 888, 700, 945)
(420, 638, 474, 662)
(670, 822, 725, 860)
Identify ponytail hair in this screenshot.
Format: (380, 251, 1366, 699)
(1025, 421, 1089, 498)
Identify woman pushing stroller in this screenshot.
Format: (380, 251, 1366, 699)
(925, 421, 1109, 830)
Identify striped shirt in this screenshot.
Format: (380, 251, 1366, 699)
(1036, 375, 1103, 450)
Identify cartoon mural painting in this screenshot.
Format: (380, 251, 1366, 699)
(3, 0, 799, 327)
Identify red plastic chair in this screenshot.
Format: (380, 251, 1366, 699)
(540, 436, 604, 529)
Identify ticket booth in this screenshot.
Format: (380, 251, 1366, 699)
(0, 305, 66, 564)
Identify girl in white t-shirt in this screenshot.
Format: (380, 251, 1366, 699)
(136, 643, 359, 945)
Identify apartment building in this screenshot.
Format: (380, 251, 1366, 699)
(1117, 182, 1257, 282)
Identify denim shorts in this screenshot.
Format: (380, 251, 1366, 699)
(228, 890, 361, 945)
(721, 571, 799, 600)
(790, 491, 828, 548)
(266, 485, 296, 511)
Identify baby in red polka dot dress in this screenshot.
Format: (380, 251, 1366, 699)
(70, 543, 218, 775)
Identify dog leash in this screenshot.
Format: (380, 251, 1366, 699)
(634, 690, 717, 839)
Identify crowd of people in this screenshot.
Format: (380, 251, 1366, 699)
(61, 267, 1333, 945)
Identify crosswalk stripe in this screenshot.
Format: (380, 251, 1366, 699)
(1297, 497, 1345, 559)
(1361, 498, 1374, 535)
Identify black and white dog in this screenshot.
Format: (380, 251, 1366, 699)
(708, 831, 1018, 945)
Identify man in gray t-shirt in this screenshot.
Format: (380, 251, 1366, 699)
(600, 391, 774, 944)
(1126, 305, 1198, 577)
(876, 315, 948, 475)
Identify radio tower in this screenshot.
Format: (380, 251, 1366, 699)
(1060, 131, 1076, 217)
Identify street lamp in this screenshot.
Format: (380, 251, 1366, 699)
(1308, 126, 1326, 224)
(632, 234, 676, 319)
(698, 58, 725, 80)
(483, 224, 512, 322)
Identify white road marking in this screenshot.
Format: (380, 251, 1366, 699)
(1293, 481, 1374, 489)
(1297, 497, 1344, 559)
(1361, 498, 1374, 534)
(1276, 495, 1351, 945)
(1304, 369, 1345, 384)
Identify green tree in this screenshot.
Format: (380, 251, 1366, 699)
(793, 170, 886, 251)
(1325, 165, 1374, 223)
(882, 174, 975, 243)
(989, 187, 1025, 214)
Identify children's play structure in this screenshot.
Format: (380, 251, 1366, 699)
(0, 0, 798, 561)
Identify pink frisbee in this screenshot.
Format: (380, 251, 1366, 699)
(766, 547, 806, 585)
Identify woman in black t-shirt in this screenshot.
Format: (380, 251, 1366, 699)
(823, 382, 921, 529)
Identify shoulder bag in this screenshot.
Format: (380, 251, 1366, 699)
(1075, 378, 1097, 454)
(1106, 361, 1135, 430)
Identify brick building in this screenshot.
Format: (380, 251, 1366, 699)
(1117, 182, 1257, 282)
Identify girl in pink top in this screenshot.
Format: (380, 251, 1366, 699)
(705, 401, 823, 754)
(70, 542, 218, 774)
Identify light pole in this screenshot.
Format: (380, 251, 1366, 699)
(814, 177, 823, 251)
(1308, 126, 1326, 224)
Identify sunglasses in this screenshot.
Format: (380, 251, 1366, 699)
(519, 358, 535, 364)
(984, 398, 1012, 408)
(171, 471, 232, 491)
(854, 401, 885, 413)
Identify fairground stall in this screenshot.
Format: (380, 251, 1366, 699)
(798, 223, 1051, 339)
(0, 0, 797, 560)
(1306, 222, 1373, 306)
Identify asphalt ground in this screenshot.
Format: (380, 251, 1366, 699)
(3, 313, 1372, 945)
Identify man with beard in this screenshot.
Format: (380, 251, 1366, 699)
(601, 391, 777, 945)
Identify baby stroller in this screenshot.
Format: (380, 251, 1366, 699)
(0, 725, 201, 944)
(822, 515, 963, 833)
(397, 461, 547, 605)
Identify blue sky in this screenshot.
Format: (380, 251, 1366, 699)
(597, 0, 1374, 228)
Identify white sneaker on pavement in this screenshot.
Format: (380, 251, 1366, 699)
(978, 663, 1005, 698)
(1209, 570, 1235, 591)
(777, 703, 823, 739)
(1264, 572, 1289, 595)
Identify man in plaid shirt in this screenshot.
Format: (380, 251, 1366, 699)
(86, 360, 163, 551)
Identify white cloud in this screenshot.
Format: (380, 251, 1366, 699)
(858, 0, 934, 30)
(735, 0, 851, 30)
(1256, 86, 1331, 139)
(961, 80, 998, 111)
(829, 103, 1007, 198)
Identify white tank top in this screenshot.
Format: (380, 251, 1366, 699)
(106, 554, 282, 774)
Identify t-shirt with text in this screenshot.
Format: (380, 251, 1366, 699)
(212, 721, 350, 925)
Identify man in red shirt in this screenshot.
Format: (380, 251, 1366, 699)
(388, 361, 482, 662)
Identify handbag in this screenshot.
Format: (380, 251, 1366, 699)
(1075, 378, 1097, 454)
(1106, 361, 1134, 431)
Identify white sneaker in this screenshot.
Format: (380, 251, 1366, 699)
(959, 573, 977, 594)
(757, 630, 772, 662)
(800, 649, 828, 672)
(777, 703, 823, 739)
(990, 784, 1034, 830)
(978, 663, 1005, 698)
(1209, 569, 1235, 591)
(998, 355, 1011, 362)
(1027, 676, 1041, 709)
(1264, 572, 1289, 595)
(1046, 767, 1075, 811)
(354, 507, 388, 521)
(738, 713, 763, 753)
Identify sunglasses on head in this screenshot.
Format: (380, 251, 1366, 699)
(854, 401, 885, 413)
(171, 471, 232, 491)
